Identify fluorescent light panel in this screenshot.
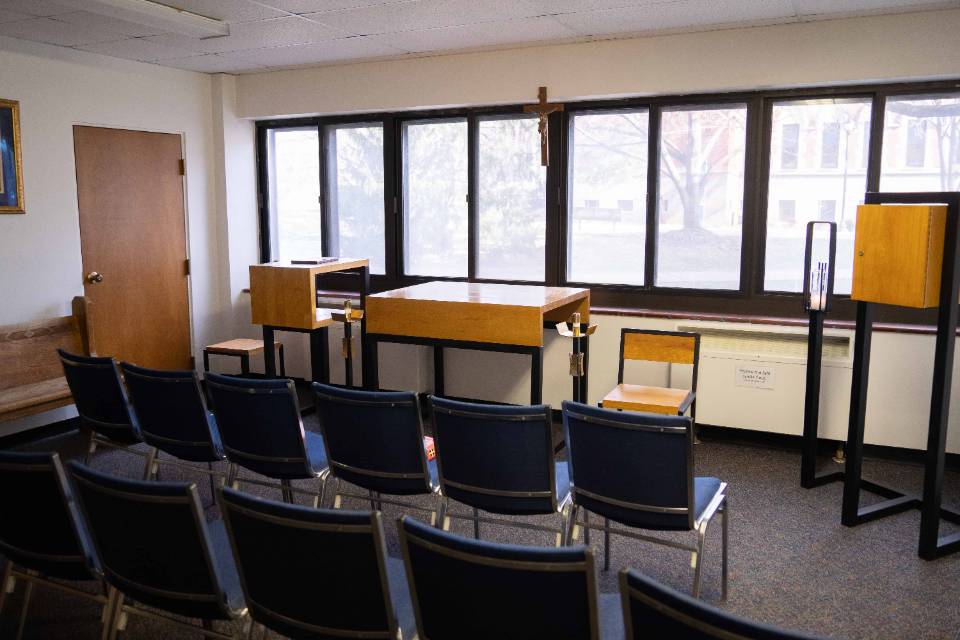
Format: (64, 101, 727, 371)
(81, 0, 230, 39)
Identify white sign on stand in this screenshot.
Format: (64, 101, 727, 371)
(735, 363, 775, 389)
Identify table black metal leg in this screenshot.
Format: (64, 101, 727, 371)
(367, 336, 379, 391)
(531, 347, 543, 405)
(310, 328, 330, 384)
(801, 311, 825, 488)
(263, 327, 277, 378)
(344, 322, 354, 387)
(434, 346, 445, 397)
(359, 265, 372, 388)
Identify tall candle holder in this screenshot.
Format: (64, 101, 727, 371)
(555, 312, 597, 404)
(800, 221, 842, 488)
(331, 299, 363, 387)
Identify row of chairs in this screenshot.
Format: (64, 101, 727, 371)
(0, 451, 824, 640)
(58, 349, 728, 598)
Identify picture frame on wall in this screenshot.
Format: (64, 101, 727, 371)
(0, 98, 24, 214)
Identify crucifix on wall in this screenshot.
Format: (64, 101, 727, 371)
(523, 86, 564, 166)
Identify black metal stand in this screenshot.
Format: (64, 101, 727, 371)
(841, 192, 960, 560)
(800, 310, 843, 488)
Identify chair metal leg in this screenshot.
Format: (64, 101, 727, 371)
(100, 587, 119, 640)
(0, 559, 13, 617)
(369, 489, 378, 510)
(565, 505, 580, 545)
(14, 580, 34, 640)
(226, 464, 239, 490)
(440, 496, 451, 531)
(280, 479, 294, 504)
(692, 524, 707, 598)
(721, 499, 729, 601)
(603, 517, 611, 571)
(85, 431, 97, 464)
(432, 491, 445, 528)
(142, 447, 158, 481)
(473, 507, 480, 540)
(583, 509, 591, 545)
(108, 593, 126, 640)
(331, 477, 343, 509)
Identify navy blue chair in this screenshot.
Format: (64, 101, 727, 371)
(120, 362, 226, 499)
(399, 515, 622, 639)
(562, 401, 728, 598)
(0, 451, 110, 640)
(219, 487, 415, 639)
(428, 396, 570, 545)
(206, 373, 328, 505)
(313, 383, 439, 519)
(58, 349, 145, 470)
(68, 461, 248, 639)
(621, 569, 826, 639)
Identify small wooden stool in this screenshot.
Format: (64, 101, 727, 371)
(203, 339, 286, 377)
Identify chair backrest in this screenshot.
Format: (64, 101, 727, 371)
(68, 461, 234, 620)
(0, 451, 96, 581)
(562, 401, 694, 531)
(620, 569, 827, 640)
(206, 373, 317, 479)
(429, 396, 558, 515)
(219, 487, 398, 638)
(58, 349, 139, 442)
(618, 329, 700, 385)
(399, 515, 599, 639)
(313, 383, 431, 495)
(121, 362, 221, 462)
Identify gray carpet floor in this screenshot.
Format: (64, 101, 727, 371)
(2, 420, 959, 640)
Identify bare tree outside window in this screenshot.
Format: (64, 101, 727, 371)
(477, 116, 546, 281)
(403, 119, 468, 277)
(269, 128, 322, 261)
(567, 110, 648, 285)
(656, 105, 747, 290)
(881, 94, 960, 192)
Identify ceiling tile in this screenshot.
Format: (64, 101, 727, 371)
(147, 0, 287, 23)
(75, 36, 189, 61)
(377, 15, 578, 53)
(523, 0, 672, 14)
(305, 0, 544, 35)
(0, 16, 125, 46)
(0, 0, 78, 17)
(157, 51, 266, 73)
(553, 0, 797, 37)
(0, 8, 32, 23)
(793, 0, 958, 17)
(52, 10, 169, 37)
(258, 0, 412, 13)
(232, 35, 407, 68)
(142, 16, 351, 55)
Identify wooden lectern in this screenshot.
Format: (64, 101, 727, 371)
(249, 259, 370, 383)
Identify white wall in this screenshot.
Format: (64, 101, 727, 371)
(226, 8, 960, 455)
(0, 39, 221, 436)
(236, 9, 960, 118)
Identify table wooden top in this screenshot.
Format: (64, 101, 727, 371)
(366, 281, 590, 347)
(601, 383, 694, 415)
(251, 258, 369, 275)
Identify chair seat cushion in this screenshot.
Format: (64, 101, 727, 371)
(304, 431, 329, 474)
(693, 476, 723, 523)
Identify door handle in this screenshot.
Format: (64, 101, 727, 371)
(86, 271, 104, 284)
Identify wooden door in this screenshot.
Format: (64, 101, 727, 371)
(73, 126, 192, 369)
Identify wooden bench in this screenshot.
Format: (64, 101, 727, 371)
(0, 297, 92, 423)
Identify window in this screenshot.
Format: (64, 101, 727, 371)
(657, 105, 746, 290)
(402, 119, 468, 277)
(881, 93, 960, 191)
(906, 119, 927, 167)
(477, 116, 546, 281)
(764, 98, 871, 293)
(779, 200, 796, 225)
(324, 123, 385, 273)
(821, 122, 840, 168)
(567, 110, 648, 285)
(267, 127, 322, 260)
(819, 200, 837, 222)
(781, 123, 799, 169)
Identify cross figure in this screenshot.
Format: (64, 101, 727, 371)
(523, 86, 564, 166)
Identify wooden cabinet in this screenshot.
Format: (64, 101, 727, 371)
(249, 259, 367, 330)
(851, 204, 947, 308)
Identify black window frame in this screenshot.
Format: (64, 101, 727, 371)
(255, 78, 960, 324)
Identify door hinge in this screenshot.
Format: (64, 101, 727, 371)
(184, 258, 191, 276)
(178, 159, 186, 175)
